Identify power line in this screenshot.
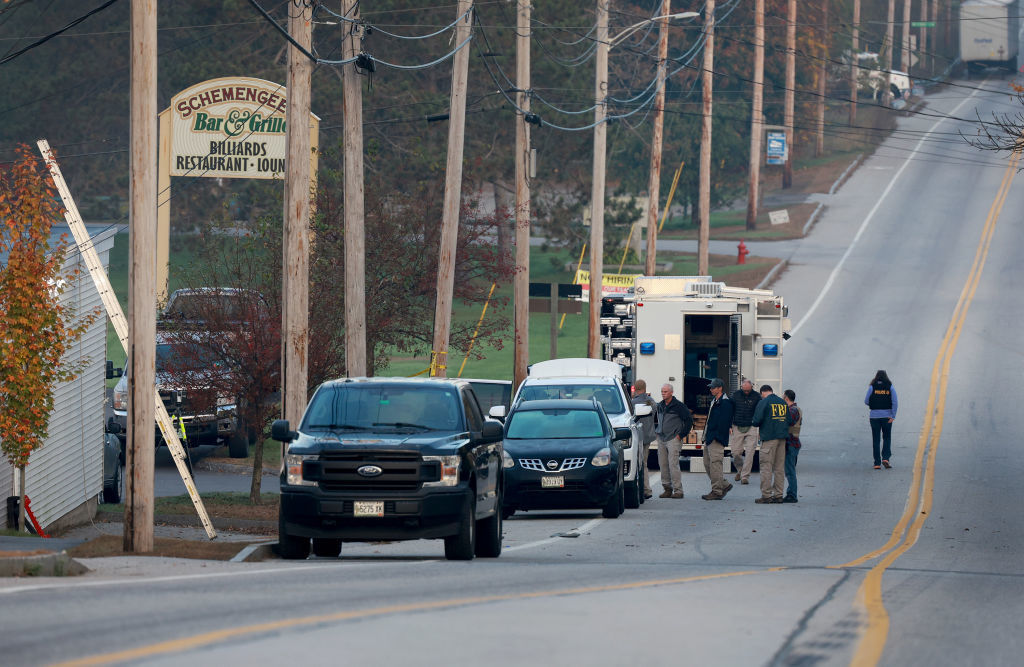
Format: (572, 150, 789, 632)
(0, 0, 120, 67)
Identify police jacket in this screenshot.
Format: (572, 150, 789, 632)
(703, 394, 734, 445)
(752, 393, 789, 440)
(730, 389, 761, 427)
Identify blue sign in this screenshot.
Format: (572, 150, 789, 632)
(766, 131, 787, 165)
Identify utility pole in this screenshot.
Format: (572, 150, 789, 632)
(883, 0, 895, 108)
(588, 0, 609, 358)
(930, 0, 937, 74)
(125, 0, 157, 554)
(342, 0, 366, 377)
(282, 3, 312, 426)
(513, 0, 531, 389)
(850, 0, 860, 126)
(644, 0, 670, 276)
(815, 0, 828, 157)
(782, 0, 795, 190)
(902, 0, 912, 74)
(697, 0, 714, 276)
(745, 0, 764, 230)
(431, 0, 473, 377)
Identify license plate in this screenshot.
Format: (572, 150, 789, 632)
(354, 501, 384, 517)
(541, 476, 565, 488)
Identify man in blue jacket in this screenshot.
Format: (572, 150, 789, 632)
(701, 378, 734, 500)
(752, 384, 789, 504)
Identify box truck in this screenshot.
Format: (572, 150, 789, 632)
(960, 0, 1019, 72)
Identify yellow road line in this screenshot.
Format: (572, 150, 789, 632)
(52, 567, 786, 666)
(846, 151, 1019, 667)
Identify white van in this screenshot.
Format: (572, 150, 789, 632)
(490, 358, 650, 510)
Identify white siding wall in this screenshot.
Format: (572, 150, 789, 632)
(21, 229, 115, 529)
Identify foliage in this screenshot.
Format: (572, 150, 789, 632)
(0, 145, 98, 470)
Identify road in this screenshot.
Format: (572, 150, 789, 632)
(3, 79, 1024, 667)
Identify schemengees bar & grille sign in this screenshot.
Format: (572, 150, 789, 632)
(169, 77, 318, 179)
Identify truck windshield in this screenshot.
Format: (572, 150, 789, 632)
(519, 384, 624, 416)
(302, 385, 462, 432)
(155, 343, 223, 373)
(506, 409, 604, 439)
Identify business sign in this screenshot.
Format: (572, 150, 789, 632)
(766, 130, 787, 165)
(573, 269, 641, 300)
(169, 77, 319, 179)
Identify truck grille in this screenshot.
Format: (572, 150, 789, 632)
(314, 452, 432, 492)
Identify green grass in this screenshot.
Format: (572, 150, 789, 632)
(98, 491, 279, 514)
(227, 438, 282, 471)
(0, 528, 39, 538)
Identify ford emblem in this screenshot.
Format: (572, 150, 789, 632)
(357, 465, 384, 477)
(546, 460, 559, 470)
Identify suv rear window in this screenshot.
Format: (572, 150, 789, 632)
(519, 383, 624, 415)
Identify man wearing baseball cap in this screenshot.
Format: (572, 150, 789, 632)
(701, 378, 735, 500)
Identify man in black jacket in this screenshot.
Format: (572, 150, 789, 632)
(701, 378, 735, 500)
(729, 379, 761, 485)
(655, 383, 693, 499)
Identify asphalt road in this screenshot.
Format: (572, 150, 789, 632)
(3, 79, 1024, 667)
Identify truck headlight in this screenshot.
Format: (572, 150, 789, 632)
(423, 455, 461, 487)
(502, 450, 514, 469)
(285, 453, 317, 487)
(113, 389, 127, 412)
(591, 447, 612, 467)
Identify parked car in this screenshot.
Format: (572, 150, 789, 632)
(501, 398, 632, 519)
(102, 421, 122, 504)
(490, 358, 651, 510)
(271, 377, 504, 561)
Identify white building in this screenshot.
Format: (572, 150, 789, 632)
(1, 225, 116, 532)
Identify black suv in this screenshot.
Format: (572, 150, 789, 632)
(271, 377, 505, 561)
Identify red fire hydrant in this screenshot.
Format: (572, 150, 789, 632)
(737, 239, 749, 265)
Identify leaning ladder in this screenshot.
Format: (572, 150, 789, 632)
(37, 139, 217, 540)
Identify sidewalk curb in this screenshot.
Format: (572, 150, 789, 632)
(230, 541, 277, 562)
(756, 259, 789, 290)
(0, 551, 89, 577)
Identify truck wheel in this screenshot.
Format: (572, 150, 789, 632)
(638, 460, 647, 504)
(103, 465, 121, 504)
(312, 538, 341, 558)
(276, 513, 310, 560)
(475, 502, 502, 558)
(625, 476, 641, 509)
(602, 478, 624, 519)
(444, 496, 476, 561)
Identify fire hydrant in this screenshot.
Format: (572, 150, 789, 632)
(737, 239, 749, 265)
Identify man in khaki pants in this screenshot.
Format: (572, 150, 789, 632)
(655, 383, 693, 498)
(751, 385, 789, 503)
(729, 379, 761, 484)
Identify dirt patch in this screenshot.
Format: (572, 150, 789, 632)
(0, 549, 53, 557)
(67, 535, 252, 561)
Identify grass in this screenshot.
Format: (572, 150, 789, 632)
(0, 528, 39, 538)
(99, 491, 279, 521)
(208, 438, 281, 472)
(67, 535, 256, 561)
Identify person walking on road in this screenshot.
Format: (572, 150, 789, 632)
(783, 389, 802, 503)
(632, 379, 657, 500)
(701, 378, 734, 500)
(655, 383, 693, 499)
(865, 370, 897, 469)
(729, 379, 761, 485)
(752, 385, 788, 504)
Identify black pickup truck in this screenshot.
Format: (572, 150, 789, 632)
(271, 377, 505, 561)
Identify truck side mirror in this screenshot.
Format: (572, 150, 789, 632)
(478, 421, 503, 444)
(271, 419, 297, 442)
(488, 405, 506, 421)
(633, 404, 652, 417)
(106, 360, 123, 380)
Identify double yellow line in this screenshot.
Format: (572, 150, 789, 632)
(842, 151, 1020, 667)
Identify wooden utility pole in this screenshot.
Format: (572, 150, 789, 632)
(902, 0, 912, 74)
(816, 0, 828, 157)
(431, 0, 473, 377)
(513, 0, 531, 389)
(644, 0, 671, 276)
(850, 0, 860, 126)
(931, 0, 937, 74)
(782, 0, 795, 189)
(282, 4, 312, 426)
(697, 0, 714, 276)
(883, 0, 895, 107)
(588, 0, 609, 358)
(745, 0, 764, 230)
(125, 0, 157, 554)
(342, 0, 366, 377)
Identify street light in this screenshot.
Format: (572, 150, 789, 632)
(588, 6, 700, 359)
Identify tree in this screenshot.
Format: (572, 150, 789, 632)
(0, 146, 97, 531)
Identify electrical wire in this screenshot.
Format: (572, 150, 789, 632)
(0, 0, 120, 67)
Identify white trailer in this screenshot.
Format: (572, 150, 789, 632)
(630, 276, 790, 460)
(960, 0, 1019, 71)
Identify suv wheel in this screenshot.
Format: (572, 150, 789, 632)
(475, 495, 503, 558)
(625, 467, 641, 510)
(276, 513, 310, 560)
(444, 495, 476, 561)
(312, 538, 342, 558)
